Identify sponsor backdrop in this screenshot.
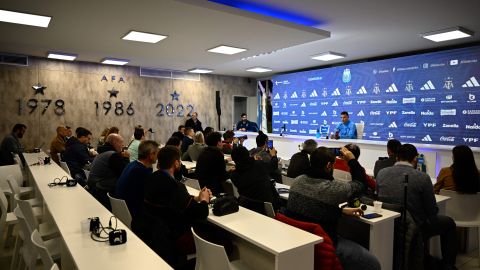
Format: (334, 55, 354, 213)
(272, 46, 480, 147)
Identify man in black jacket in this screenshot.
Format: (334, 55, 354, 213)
(195, 132, 229, 195)
(0, 123, 27, 166)
(133, 146, 211, 269)
(87, 133, 130, 209)
(373, 139, 401, 178)
(181, 127, 194, 153)
(185, 112, 203, 132)
(62, 127, 95, 185)
(287, 139, 318, 178)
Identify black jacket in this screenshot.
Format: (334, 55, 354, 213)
(181, 136, 194, 153)
(62, 137, 93, 181)
(185, 118, 203, 132)
(287, 151, 310, 178)
(195, 146, 228, 195)
(373, 156, 397, 178)
(88, 143, 129, 192)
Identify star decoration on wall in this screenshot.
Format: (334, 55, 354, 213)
(108, 88, 119, 98)
(170, 90, 180, 101)
(32, 84, 47, 95)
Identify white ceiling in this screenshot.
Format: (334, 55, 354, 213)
(0, 0, 479, 78)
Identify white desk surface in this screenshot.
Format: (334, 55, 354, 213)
(185, 186, 322, 254)
(181, 160, 196, 170)
(25, 153, 173, 270)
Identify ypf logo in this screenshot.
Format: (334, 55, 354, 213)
(463, 137, 479, 143)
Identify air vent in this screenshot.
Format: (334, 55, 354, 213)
(0, 53, 28, 66)
(140, 67, 200, 81)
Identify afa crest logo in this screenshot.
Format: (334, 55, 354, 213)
(342, 68, 352, 83)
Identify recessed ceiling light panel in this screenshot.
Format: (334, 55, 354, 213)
(207, 45, 247, 55)
(188, 68, 213, 74)
(101, 58, 129, 66)
(122, 31, 167, 43)
(421, 27, 473, 42)
(246, 67, 272, 73)
(0, 9, 51, 28)
(311, 51, 346, 61)
(47, 52, 77, 61)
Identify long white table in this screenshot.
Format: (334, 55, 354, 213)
(186, 186, 322, 270)
(24, 153, 173, 270)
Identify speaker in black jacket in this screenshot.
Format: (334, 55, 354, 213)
(215, 91, 221, 116)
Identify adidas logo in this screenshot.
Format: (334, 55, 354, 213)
(290, 91, 298, 98)
(331, 101, 338, 106)
(321, 111, 327, 116)
(356, 86, 367, 94)
(462, 76, 480, 88)
(331, 88, 341, 96)
(310, 90, 318, 97)
(386, 83, 398, 93)
(421, 80, 435, 90)
(422, 135, 433, 142)
(273, 93, 280, 99)
(389, 122, 398, 128)
(300, 102, 306, 107)
(357, 110, 365, 116)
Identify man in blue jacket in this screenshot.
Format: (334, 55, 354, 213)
(335, 111, 357, 139)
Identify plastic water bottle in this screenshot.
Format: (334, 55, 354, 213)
(417, 154, 426, 172)
(315, 128, 320, 138)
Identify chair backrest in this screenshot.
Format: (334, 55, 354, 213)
(14, 206, 37, 268)
(59, 161, 71, 176)
(281, 175, 296, 186)
(0, 187, 9, 237)
(356, 123, 365, 139)
(15, 194, 40, 232)
(191, 227, 232, 270)
(107, 193, 132, 229)
(333, 169, 352, 181)
(31, 229, 55, 269)
(13, 154, 23, 170)
(183, 177, 201, 190)
(51, 263, 60, 270)
(0, 165, 23, 190)
(263, 202, 275, 218)
(222, 179, 239, 198)
(7, 177, 22, 209)
(439, 190, 480, 224)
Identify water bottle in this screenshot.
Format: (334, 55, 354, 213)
(417, 154, 426, 172)
(315, 128, 320, 138)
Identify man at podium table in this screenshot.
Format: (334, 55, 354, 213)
(334, 111, 357, 139)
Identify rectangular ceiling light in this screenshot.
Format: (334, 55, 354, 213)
(122, 30, 167, 43)
(0, 9, 51, 28)
(207, 45, 247, 55)
(421, 27, 473, 42)
(246, 67, 272, 73)
(101, 58, 129, 66)
(188, 68, 213, 74)
(311, 51, 346, 61)
(47, 52, 77, 61)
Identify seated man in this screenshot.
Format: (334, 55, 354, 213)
(116, 140, 159, 219)
(373, 139, 401, 178)
(165, 136, 189, 181)
(249, 131, 281, 183)
(287, 146, 380, 270)
(181, 127, 194, 153)
(182, 131, 206, 162)
(231, 146, 280, 210)
(50, 125, 68, 165)
(287, 139, 317, 178)
(236, 113, 258, 132)
(195, 132, 229, 195)
(334, 111, 357, 139)
(127, 125, 145, 162)
(334, 143, 376, 192)
(221, 130, 235, 154)
(0, 123, 27, 166)
(132, 146, 211, 269)
(62, 127, 95, 184)
(377, 144, 457, 270)
(87, 134, 130, 210)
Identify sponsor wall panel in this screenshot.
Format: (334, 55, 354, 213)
(272, 46, 480, 147)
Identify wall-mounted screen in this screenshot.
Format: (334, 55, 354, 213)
(272, 46, 480, 147)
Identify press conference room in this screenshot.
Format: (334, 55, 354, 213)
(1, 1, 480, 270)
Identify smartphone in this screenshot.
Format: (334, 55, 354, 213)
(267, 140, 273, 149)
(363, 213, 383, 219)
(329, 147, 342, 157)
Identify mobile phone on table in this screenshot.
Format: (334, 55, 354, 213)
(267, 140, 273, 149)
(363, 213, 383, 219)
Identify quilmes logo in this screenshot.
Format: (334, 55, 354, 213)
(463, 137, 479, 143)
(342, 68, 352, 83)
(442, 123, 459, 128)
(466, 123, 480, 130)
(440, 109, 456, 116)
(423, 123, 436, 128)
(388, 121, 398, 128)
(421, 97, 436, 103)
(357, 86, 367, 94)
(310, 90, 318, 97)
(402, 110, 416, 115)
(386, 110, 397, 115)
(331, 88, 341, 96)
(290, 91, 298, 98)
(422, 135, 433, 142)
(370, 110, 381, 116)
(462, 76, 480, 88)
(402, 97, 416, 104)
(386, 99, 398, 104)
(440, 136, 455, 142)
(421, 110, 434, 116)
(420, 80, 435, 90)
(403, 122, 417, 128)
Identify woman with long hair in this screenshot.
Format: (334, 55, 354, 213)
(434, 145, 479, 194)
